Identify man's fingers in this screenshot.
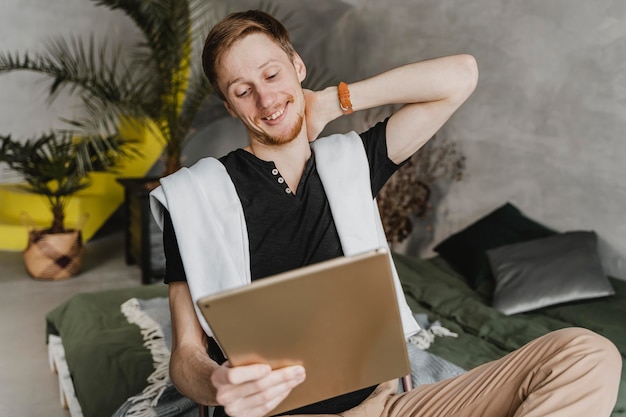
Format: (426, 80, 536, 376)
(214, 365, 306, 414)
(224, 382, 293, 417)
(222, 366, 306, 417)
(218, 365, 305, 399)
(213, 363, 272, 386)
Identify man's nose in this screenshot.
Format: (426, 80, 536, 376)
(255, 85, 276, 109)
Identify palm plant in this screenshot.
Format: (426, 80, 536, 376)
(0, 131, 118, 233)
(0, 0, 217, 177)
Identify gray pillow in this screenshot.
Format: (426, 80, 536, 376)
(487, 231, 615, 315)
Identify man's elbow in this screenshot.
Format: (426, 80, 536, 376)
(168, 347, 187, 393)
(456, 54, 479, 100)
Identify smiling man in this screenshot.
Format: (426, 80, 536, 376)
(149, 9, 621, 417)
(220, 32, 306, 148)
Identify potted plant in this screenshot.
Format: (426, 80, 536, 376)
(0, 0, 218, 282)
(0, 131, 122, 280)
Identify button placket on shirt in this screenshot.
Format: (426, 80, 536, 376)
(271, 167, 291, 194)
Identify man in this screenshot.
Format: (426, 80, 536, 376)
(150, 9, 621, 417)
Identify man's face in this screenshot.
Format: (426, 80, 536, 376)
(217, 33, 307, 147)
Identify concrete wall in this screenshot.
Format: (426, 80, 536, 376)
(1, 0, 624, 279)
(315, 0, 626, 280)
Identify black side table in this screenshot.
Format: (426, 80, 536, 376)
(117, 177, 165, 284)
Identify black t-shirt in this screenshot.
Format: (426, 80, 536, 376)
(162, 118, 404, 415)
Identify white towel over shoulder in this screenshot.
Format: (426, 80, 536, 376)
(150, 132, 420, 339)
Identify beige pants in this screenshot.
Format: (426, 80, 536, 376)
(336, 328, 621, 417)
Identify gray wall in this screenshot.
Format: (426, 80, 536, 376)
(305, 0, 626, 280)
(1, 0, 624, 279)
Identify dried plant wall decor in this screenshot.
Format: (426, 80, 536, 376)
(377, 134, 465, 246)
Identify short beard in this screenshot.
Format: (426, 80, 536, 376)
(251, 111, 304, 147)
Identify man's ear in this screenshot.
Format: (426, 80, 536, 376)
(293, 53, 307, 83)
(223, 101, 238, 118)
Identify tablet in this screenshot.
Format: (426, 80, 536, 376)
(196, 248, 410, 416)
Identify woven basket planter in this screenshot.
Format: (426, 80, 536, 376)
(23, 229, 84, 280)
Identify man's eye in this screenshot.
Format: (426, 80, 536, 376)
(267, 73, 278, 80)
(236, 89, 250, 98)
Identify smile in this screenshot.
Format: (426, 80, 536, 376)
(263, 106, 285, 121)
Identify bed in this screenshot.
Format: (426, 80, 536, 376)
(45, 203, 626, 417)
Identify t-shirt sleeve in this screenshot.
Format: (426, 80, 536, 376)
(359, 117, 409, 196)
(162, 209, 188, 284)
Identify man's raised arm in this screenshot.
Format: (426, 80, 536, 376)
(305, 54, 478, 162)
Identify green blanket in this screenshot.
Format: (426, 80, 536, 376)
(392, 253, 626, 416)
(46, 284, 168, 417)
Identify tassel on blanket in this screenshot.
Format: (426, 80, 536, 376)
(121, 298, 171, 417)
(408, 314, 458, 350)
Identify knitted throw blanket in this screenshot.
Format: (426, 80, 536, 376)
(114, 297, 196, 417)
